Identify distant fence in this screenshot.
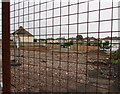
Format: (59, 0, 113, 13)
(10, 41, 61, 50)
(71, 45, 99, 51)
(10, 41, 44, 47)
(10, 41, 100, 51)
(47, 44, 61, 50)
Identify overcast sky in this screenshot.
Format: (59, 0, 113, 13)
(1, 0, 120, 39)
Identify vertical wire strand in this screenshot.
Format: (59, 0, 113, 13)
(45, 1, 48, 91)
(109, 0, 113, 92)
(96, 0, 101, 93)
(67, 0, 70, 92)
(13, 1, 16, 91)
(18, 0, 20, 90)
(33, 0, 36, 91)
(22, 0, 25, 91)
(85, 0, 89, 93)
(52, 0, 54, 92)
(27, 0, 30, 90)
(39, 0, 41, 91)
(59, 0, 62, 92)
(76, 0, 79, 92)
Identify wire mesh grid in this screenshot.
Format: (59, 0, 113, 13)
(9, 0, 120, 92)
(0, 1, 2, 91)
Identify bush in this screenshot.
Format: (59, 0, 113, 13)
(111, 50, 120, 64)
(63, 41, 73, 47)
(34, 39, 37, 42)
(112, 49, 120, 91)
(112, 50, 120, 60)
(102, 46, 111, 49)
(101, 41, 110, 49)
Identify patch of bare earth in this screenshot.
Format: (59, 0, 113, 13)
(10, 47, 116, 92)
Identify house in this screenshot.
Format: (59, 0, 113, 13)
(55, 38, 67, 44)
(68, 37, 77, 44)
(11, 26, 34, 43)
(46, 38, 54, 43)
(36, 39, 46, 44)
(68, 37, 85, 44)
(101, 37, 120, 51)
(46, 38, 59, 44)
(47, 38, 67, 44)
(36, 39, 47, 46)
(83, 37, 97, 45)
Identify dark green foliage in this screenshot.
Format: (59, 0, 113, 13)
(112, 50, 120, 60)
(102, 46, 111, 49)
(76, 35, 83, 40)
(111, 50, 120, 64)
(87, 43, 91, 46)
(102, 41, 111, 49)
(63, 41, 73, 47)
(104, 41, 109, 46)
(34, 39, 37, 42)
(112, 50, 120, 91)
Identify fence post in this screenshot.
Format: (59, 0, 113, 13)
(2, 0, 11, 92)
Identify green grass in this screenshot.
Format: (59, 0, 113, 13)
(78, 44, 87, 46)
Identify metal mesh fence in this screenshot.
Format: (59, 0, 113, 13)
(9, 0, 120, 92)
(0, 1, 2, 91)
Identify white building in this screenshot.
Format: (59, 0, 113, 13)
(101, 37, 120, 51)
(56, 38, 67, 44)
(11, 26, 34, 43)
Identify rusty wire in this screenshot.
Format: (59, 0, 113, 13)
(8, 0, 120, 93)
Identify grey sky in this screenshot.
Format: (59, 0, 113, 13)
(8, 0, 120, 39)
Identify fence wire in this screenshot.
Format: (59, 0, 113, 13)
(9, 0, 120, 92)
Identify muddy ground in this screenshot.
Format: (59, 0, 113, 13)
(10, 47, 118, 92)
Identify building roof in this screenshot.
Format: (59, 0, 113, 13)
(46, 38, 54, 40)
(38, 39, 46, 41)
(84, 37, 97, 40)
(56, 38, 66, 40)
(68, 37, 76, 40)
(12, 26, 34, 37)
(102, 37, 120, 40)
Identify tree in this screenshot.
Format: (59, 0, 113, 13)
(64, 41, 73, 47)
(69, 41, 73, 45)
(34, 39, 37, 42)
(76, 35, 83, 40)
(102, 41, 110, 49)
(104, 41, 109, 46)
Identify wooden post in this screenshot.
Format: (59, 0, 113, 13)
(2, 0, 11, 93)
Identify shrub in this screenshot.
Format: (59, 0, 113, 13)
(112, 49, 120, 91)
(102, 46, 111, 49)
(63, 41, 73, 47)
(112, 50, 120, 60)
(112, 50, 120, 64)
